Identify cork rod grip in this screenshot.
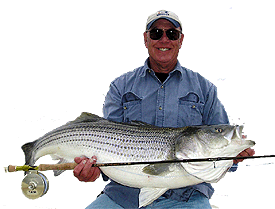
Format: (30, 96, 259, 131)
(39, 163, 78, 171)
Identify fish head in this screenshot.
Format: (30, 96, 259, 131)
(175, 125, 255, 159)
(197, 124, 238, 145)
(175, 125, 256, 183)
(224, 125, 256, 152)
(198, 125, 249, 146)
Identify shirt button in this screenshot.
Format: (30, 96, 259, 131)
(124, 106, 127, 110)
(192, 105, 196, 109)
(161, 86, 164, 89)
(159, 107, 162, 110)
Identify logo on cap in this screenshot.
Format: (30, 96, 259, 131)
(157, 10, 169, 16)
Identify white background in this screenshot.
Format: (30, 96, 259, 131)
(1, 0, 275, 208)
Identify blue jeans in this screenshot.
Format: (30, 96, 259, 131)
(85, 191, 212, 209)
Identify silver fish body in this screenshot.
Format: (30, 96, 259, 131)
(22, 112, 255, 207)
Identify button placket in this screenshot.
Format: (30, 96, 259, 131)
(156, 84, 165, 126)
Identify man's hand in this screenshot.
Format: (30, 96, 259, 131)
(73, 156, 101, 182)
(233, 148, 255, 164)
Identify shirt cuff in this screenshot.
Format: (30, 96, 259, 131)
(228, 163, 238, 172)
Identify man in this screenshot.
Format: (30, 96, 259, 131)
(74, 10, 255, 208)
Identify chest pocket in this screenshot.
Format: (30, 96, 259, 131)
(178, 92, 204, 126)
(122, 92, 142, 123)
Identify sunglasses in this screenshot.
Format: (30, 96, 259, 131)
(146, 28, 182, 41)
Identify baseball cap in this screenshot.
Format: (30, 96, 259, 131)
(146, 10, 182, 31)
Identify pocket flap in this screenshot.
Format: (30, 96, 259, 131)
(122, 92, 142, 103)
(179, 92, 200, 103)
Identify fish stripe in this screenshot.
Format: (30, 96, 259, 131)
(30, 122, 177, 163)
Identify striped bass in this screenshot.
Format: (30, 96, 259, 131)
(22, 112, 255, 207)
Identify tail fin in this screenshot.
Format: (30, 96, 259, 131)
(21, 141, 36, 165)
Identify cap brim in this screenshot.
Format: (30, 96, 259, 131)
(146, 17, 181, 30)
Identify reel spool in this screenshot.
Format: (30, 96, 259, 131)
(21, 170, 49, 199)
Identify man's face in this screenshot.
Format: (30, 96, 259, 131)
(144, 19, 184, 68)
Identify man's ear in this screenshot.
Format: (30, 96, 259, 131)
(179, 33, 184, 49)
(143, 32, 148, 48)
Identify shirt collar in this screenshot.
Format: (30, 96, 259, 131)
(140, 58, 184, 79)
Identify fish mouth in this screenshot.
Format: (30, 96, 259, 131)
(224, 125, 244, 142)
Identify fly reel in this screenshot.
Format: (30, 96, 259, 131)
(21, 170, 49, 199)
(5, 163, 77, 199)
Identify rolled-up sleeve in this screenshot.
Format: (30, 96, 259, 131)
(103, 82, 124, 122)
(202, 84, 229, 125)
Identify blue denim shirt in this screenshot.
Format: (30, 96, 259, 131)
(102, 59, 231, 208)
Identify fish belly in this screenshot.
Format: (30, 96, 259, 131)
(35, 144, 202, 189)
(100, 164, 203, 189)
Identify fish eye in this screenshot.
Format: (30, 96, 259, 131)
(215, 128, 223, 133)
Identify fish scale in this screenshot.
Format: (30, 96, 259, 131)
(29, 121, 176, 165)
(21, 112, 255, 208)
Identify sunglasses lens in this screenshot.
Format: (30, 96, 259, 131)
(166, 29, 181, 40)
(149, 29, 181, 40)
(149, 29, 163, 40)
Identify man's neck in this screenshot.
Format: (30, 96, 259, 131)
(148, 57, 177, 73)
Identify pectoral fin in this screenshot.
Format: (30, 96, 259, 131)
(139, 187, 168, 208)
(50, 157, 71, 176)
(142, 163, 171, 175)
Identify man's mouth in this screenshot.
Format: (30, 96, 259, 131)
(158, 48, 170, 52)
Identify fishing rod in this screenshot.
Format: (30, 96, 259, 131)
(4, 154, 275, 200)
(5, 154, 275, 172)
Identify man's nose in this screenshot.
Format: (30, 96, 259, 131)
(159, 31, 170, 42)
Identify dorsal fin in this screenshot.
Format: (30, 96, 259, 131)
(67, 112, 103, 125)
